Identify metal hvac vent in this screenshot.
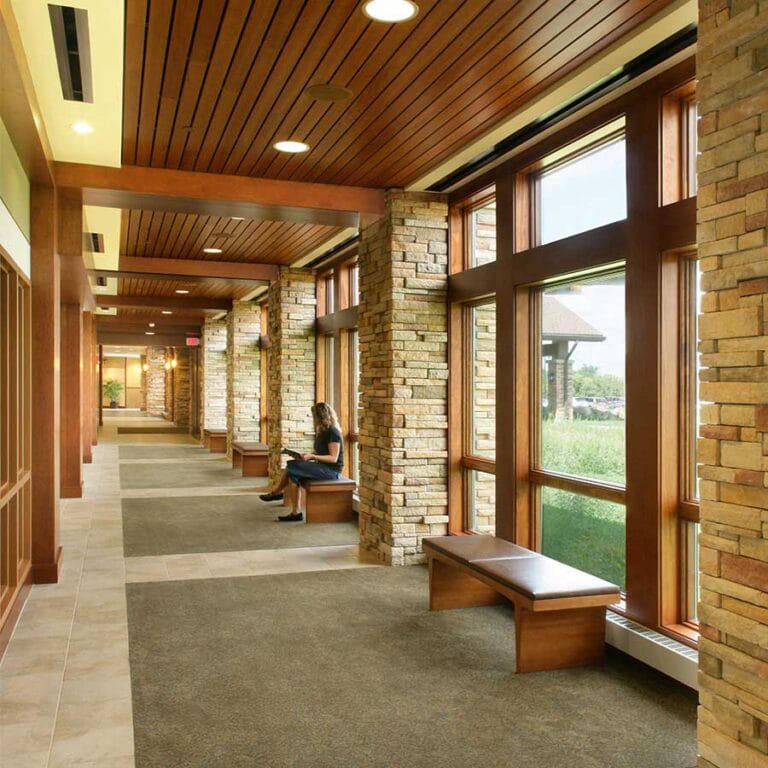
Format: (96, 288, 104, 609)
(83, 232, 104, 253)
(48, 4, 93, 103)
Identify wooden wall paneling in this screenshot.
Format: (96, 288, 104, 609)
(30, 184, 61, 583)
(624, 94, 665, 629)
(82, 311, 93, 463)
(60, 304, 83, 498)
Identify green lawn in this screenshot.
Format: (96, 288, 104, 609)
(539, 419, 626, 590)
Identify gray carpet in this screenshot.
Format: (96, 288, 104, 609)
(119, 445, 214, 460)
(119, 461, 259, 489)
(127, 567, 697, 768)
(122, 495, 359, 556)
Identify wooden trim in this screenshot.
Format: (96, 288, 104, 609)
(54, 162, 385, 227)
(118, 256, 279, 282)
(97, 332, 195, 346)
(461, 456, 496, 475)
(90, 269, 271, 286)
(448, 262, 497, 303)
(679, 500, 700, 523)
(94, 295, 231, 311)
(0, 563, 32, 658)
(659, 198, 696, 252)
(529, 469, 626, 506)
(316, 306, 358, 334)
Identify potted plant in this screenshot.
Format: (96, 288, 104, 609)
(102, 379, 124, 408)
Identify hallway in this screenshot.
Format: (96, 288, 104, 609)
(0, 417, 375, 767)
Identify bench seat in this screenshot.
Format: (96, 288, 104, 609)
(423, 536, 620, 673)
(285, 478, 356, 524)
(232, 441, 268, 476)
(203, 428, 227, 453)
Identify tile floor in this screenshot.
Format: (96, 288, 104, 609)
(0, 416, 378, 767)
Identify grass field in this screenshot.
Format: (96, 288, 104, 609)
(539, 419, 626, 590)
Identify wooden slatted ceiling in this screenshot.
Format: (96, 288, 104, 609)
(103, 307, 208, 322)
(120, 210, 341, 264)
(118, 277, 253, 300)
(123, 0, 674, 188)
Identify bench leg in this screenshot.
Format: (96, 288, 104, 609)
(428, 557, 503, 611)
(514, 606, 606, 673)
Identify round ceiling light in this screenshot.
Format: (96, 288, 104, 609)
(71, 121, 94, 135)
(363, 0, 418, 22)
(274, 140, 310, 153)
(203, 247, 223, 254)
(305, 83, 354, 102)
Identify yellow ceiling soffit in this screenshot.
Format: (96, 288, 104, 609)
(83, 204, 120, 296)
(407, 0, 697, 192)
(11, 0, 123, 167)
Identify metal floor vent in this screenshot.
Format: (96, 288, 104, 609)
(606, 611, 698, 690)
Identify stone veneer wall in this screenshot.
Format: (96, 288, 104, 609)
(202, 318, 227, 430)
(266, 269, 316, 480)
(226, 301, 261, 457)
(145, 346, 166, 417)
(697, 3, 768, 766)
(173, 347, 191, 429)
(358, 190, 449, 565)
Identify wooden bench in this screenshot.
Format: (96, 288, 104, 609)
(203, 428, 227, 453)
(423, 536, 620, 674)
(284, 478, 356, 523)
(232, 441, 269, 476)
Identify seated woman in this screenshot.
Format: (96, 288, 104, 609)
(259, 402, 344, 522)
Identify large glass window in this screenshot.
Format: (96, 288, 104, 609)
(467, 469, 496, 535)
(468, 301, 496, 459)
(541, 487, 626, 590)
(537, 130, 626, 245)
(468, 200, 496, 268)
(538, 273, 626, 485)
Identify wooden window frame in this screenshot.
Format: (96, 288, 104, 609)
(447, 58, 697, 641)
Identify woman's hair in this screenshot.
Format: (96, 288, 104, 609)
(312, 402, 339, 432)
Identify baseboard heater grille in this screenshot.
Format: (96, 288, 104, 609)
(606, 611, 698, 690)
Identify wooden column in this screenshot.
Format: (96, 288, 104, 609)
(81, 310, 93, 463)
(30, 184, 61, 583)
(59, 193, 84, 499)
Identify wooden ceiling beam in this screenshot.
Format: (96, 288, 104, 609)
(94, 295, 232, 311)
(54, 162, 385, 227)
(98, 332, 195, 346)
(95, 319, 203, 334)
(90, 269, 269, 287)
(117, 255, 278, 282)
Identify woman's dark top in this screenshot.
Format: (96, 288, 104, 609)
(314, 426, 344, 471)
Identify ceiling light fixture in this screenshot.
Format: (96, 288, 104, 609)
(71, 121, 94, 134)
(274, 140, 310, 153)
(145, 331, 155, 336)
(362, 0, 418, 22)
(162, 310, 173, 315)
(175, 289, 189, 294)
(231, 216, 245, 221)
(203, 247, 223, 254)
(148, 322, 155, 327)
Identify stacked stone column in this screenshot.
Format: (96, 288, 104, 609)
(226, 301, 261, 457)
(145, 346, 166, 416)
(358, 190, 449, 565)
(697, 4, 768, 766)
(201, 318, 227, 431)
(266, 269, 316, 480)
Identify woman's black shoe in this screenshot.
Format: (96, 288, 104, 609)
(259, 491, 284, 502)
(277, 512, 303, 522)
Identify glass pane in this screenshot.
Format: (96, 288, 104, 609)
(467, 470, 495, 534)
(324, 335, 335, 408)
(350, 330, 359, 432)
(326, 276, 335, 314)
(541, 486, 625, 591)
(468, 201, 496, 268)
(691, 260, 703, 500)
(350, 264, 359, 306)
(539, 137, 626, 245)
(469, 302, 496, 459)
(685, 521, 700, 623)
(539, 272, 625, 485)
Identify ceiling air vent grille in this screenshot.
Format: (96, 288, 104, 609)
(48, 4, 93, 103)
(83, 232, 104, 253)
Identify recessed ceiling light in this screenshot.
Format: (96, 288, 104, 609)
(305, 83, 354, 102)
(363, 0, 418, 22)
(274, 140, 310, 153)
(175, 289, 189, 294)
(71, 121, 94, 135)
(145, 331, 155, 336)
(162, 310, 173, 315)
(203, 247, 223, 254)
(148, 323, 155, 327)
